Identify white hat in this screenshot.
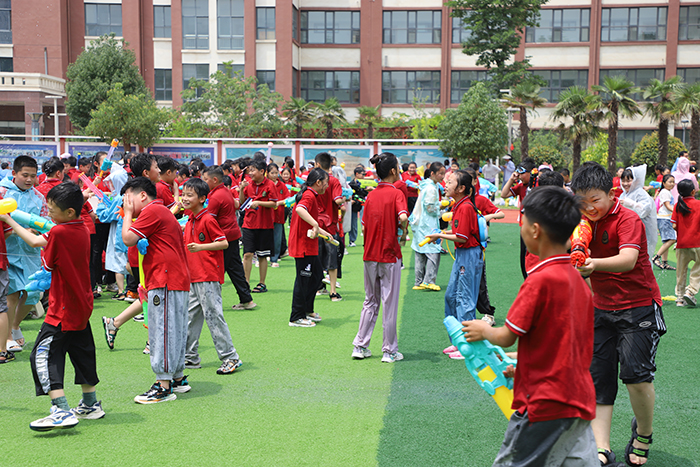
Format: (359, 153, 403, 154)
(503, 155, 512, 160)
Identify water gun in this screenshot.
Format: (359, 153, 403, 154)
(0, 198, 17, 214)
(441, 199, 455, 209)
(178, 215, 189, 227)
(357, 179, 378, 189)
(24, 268, 52, 293)
(406, 180, 419, 190)
(79, 173, 108, 202)
(11, 210, 55, 233)
(570, 218, 593, 268)
(418, 228, 442, 247)
(444, 316, 517, 419)
(95, 194, 123, 223)
(240, 197, 255, 211)
(353, 194, 366, 205)
(310, 230, 339, 246)
(97, 139, 118, 178)
(137, 238, 149, 327)
(442, 212, 453, 222)
(296, 176, 307, 185)
(437, 184, 445, 195)
(649, 181, 661, 189)
(282, 195, 297, 209)
(286, 184, 300, 192)
(341, 187, 353, 200)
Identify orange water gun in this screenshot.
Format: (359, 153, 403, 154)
(570, 218, 592, 268)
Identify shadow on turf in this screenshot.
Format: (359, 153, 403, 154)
(395, 349, 442, 363)
(178, 381, 223, 399)
(651, 451, 694, 466)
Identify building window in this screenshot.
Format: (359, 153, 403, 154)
(599, 69, 664, 100)
(619, 130, 648, 144)
(300, 11, 360, 44)
(0, 57, 12, 72)
(526, 9, 590, 43)
(531, 70, 588, 102)
(85, 3, 122, 37)
(301, 71, 360, 103)
(292, 6, 299, 42)
(256, 7, 275, 40)
(679, 6, 700, 41)
(382, 71, 440, 104)
(154, 6, 171, 38)
(218, 63, 245, 77)
(678, 68, 700, 85)
(0, 0, 11, 44)
(451, 70, 489, 103)
(154, 69, 172, 101)
(183, 63, 210, 98)
(383, 10, 441, 44)
(601, 7, 667, 42)
(452, 16, 472, 44)
(183, 0, 209, 49)
(256, 70, 275, 91)
(292, 68, 298, 97)
(217, 0, 244, 49)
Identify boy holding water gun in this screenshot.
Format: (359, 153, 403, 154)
(462, 186, 598, 466)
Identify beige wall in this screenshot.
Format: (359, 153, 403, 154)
(599, 45, 667, 67)
(300, 48, 361, 68)
(527, 47, 590, 68)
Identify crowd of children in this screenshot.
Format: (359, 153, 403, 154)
(1, 146, 685, 467)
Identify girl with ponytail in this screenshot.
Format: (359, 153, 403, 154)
(671, 178, 700, 306)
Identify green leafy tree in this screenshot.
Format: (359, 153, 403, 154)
(410, 114, 444, 140)
(357, 105, 382, 139)
(512, 130, 572, 163)
(503, 82, 547, 160)
(315, 98, 347, 139)
(673, 81, 700, 162)
(581, 134, 609, 167)
(283, 97, 316, 139)
(643, 76, 683, 167)
(551, 86, 601, 174)
(590, 75, 641, 174)
(65, 35, 149, 130)
(529, 144, 568, 170)
(181, 67, 284, 138)
(437, 82, 508, 164)
(84, 83, 170, 151)
(630, 132, 687, 172)
(448, 0, 547, 90)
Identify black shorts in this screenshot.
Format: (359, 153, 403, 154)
(241, 227, 273, 257)
(319, 233, 340, 271)
(590, 301, 666, 405)
(30, 321, 99, 396)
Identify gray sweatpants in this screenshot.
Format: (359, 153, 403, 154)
(414, 252, 440, 286)
(352, 260, 401, 354)
(186, 281, 239, 365)
(148, 287, 188, 381)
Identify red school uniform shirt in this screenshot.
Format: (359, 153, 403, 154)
(207, 183, 242, 242)
(242, 177, 278, 230)
(402, 172, 422, 197)
(474, 194, 501, 216)
(156, 180, 177, 209)
(36, 178, 62, 197)
(184, 209, 227, 284)
(452, 196, 481, 249)
(41, 220, 93, 331)
(393, 179, 409, 204)
(80, 202, 96, 235)
(129, 200, 190, 291)
(505, 255, 596, 423)
(272, 179, 291, 224)
(509, 181, 529, 225)
(588, 199, 662, 310)
(671, 197, 700, 249)
(361, 182, 408, 263)
(289, 188, 321, 258)
(317, 175, 343, 235)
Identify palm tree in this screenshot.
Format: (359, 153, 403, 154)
(590, 75, 641, 174)
(643, 76, 683, 167)
(672, 82, 700, 162)
(316, 98, 347, 139)
(282, 97, 315, 139)
(551, 86, 602, 174)
(503, 83, 547, 160)
(357, 105, 382, 139)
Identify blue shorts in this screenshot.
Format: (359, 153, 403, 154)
(657, 218, 676, 242)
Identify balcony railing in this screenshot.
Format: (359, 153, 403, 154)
(0, 73, 66, 96)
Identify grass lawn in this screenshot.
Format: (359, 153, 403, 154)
(1, 222, 697, 466)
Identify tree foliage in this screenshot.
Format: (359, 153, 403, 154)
(643, 76, 683, 167)
(581, 134, 610, 167)
(66, 35, 149, 130)
(672, 82, 700, 162)
(437, 82, 508, 164)
(503, 82, 547, 160)
(630, 132, 687, 173)
(551, 86, 601, 174)
(315, 98, 347, 139)
(283, 97, 316, 139)
(448, 0, 546, 90)
(357, 105, 383, 139)
(84, 83, 170, 151)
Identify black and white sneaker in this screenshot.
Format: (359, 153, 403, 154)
(171, 376, 191, 393)
(71, 400, 106, 419)
(134, 382, 176, 404)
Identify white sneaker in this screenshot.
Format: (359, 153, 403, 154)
(684, 294, 697, 307)
(70, 400, 105, 419)
(381, 352, 404, 363)
(306, 313, 322, 322)
(348, 242, 357, 247)
(30, 406, 79, 431)
(352, 346, 372, 359)
(289, 319, 316, 327)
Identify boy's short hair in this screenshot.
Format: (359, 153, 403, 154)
(538, 170, 565, 187)
(252, 151, 266, 162)
(130, 153, 156, 178)
(315, 152, 332, 170)
(46, 181, 83, 215)
(559, 168, 570, 176)
(13, 155, 37, 173)
(1, 162, 7, 169)
(121, 176, 157, 199)
(249, 158, 267, 172)
(183, 177, 210, 198)
(64, 156, 77, 167)
(157, 155, 178, 174)
(570, 162, 613, 194)
(522, 186, 581, 245)
(223, 174, 232, 187)
(203, 165, 224, 181)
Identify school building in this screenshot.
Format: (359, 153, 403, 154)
(1, 0, 698, 143)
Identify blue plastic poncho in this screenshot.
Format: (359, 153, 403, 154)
(410, 178, 442, 254)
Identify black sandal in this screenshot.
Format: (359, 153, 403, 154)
(625, 417, 652, 466)
(251, 283, 268, 293)
(0, 351, 15, 363)
(598, 448, 617, 466)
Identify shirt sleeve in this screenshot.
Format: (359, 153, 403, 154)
(157, 184, 176, 208)
(671, 204, 678, 224)
(617, 211, 644, 250)
(453, 203, 474, 242)
(505, 279, 540, 337)
(331, 178, 342, 202)
(206, 216, 227, 242)
(129, 208, 159, 240)
(41, 230, 56, 271)
(396, 190, 408, 218)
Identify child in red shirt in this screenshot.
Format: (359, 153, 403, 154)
(239, 159, 278, 293)
(181, 178, 242, 375)
(122, 177, 191, 404)
(402, 161, 422, 213)
(352, 153, 408, 362)
(288, 168, 333, 327)
(267, 163, 290, 267)
(37, 157, 64, 197)
(462, 186, 598, 466)
(671, 179, 700, 306)
(2, 183, 103, 430)
(500, 158, 536, 279)
(572, 162, 665, 467)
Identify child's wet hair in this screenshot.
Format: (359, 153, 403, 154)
(130, 153, 156, 178)
(424, 161, 444, 179)
(47, 181, 84, 215)
(570, 162, 613, 194)
(13, 155, 37, 173)
(183, 177, 210, 198)
(122, 176, 157, 199)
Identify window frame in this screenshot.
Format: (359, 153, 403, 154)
(0, 0, 11, 45)
(256, 70, 276, 91)
(300, 10, 361, 44)
(679, 6, 700, 41)
(0, 57, 12, 72)
(599, 68, 665, 100)
(678, 68, 700, 85)
(182, 0, 209, 50)
(383, 10, 442, 45)
(84, 3, 123, 37)
(256, 7, 276, 41)
(182, 63, 210, 99)
(381, 70, 441, 104)
(217, 0, 244, 50)
(300, 70, 361, 104)
(525, 8, 590, 43)
(154, 69, 172, 101)
(530, 69, 588, 102)
(600, 7, 667, 42)
(154, 5, 171, 39)
(452, 16, 472, 44)
(450, 70, 489, 103)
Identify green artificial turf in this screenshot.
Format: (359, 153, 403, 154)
(1, 223, 698, 466)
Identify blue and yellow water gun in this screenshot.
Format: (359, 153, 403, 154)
(11, 210, 55, 234)
(25, 268, 52, 293)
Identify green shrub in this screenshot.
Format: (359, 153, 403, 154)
(630, 132, 687, 173)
